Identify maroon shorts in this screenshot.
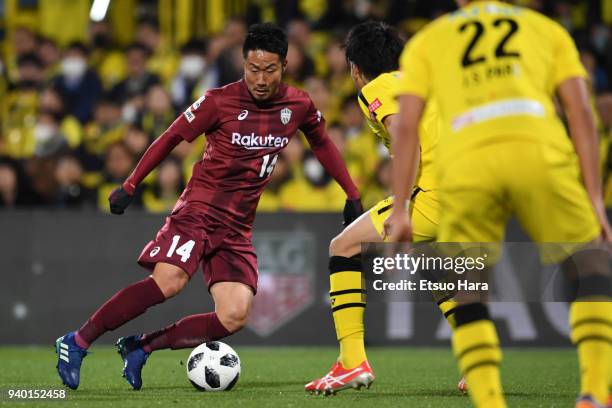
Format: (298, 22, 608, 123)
(137, 200, 258, 293)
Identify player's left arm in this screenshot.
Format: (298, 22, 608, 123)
(558, 78, 612, 241)
(109, 93, 218, 215)
(300, 100, 363, 225)
(382, 113, 421, 168)
(108, 123, 185, 214)
(386, 31, 430, 242)
(386, 95, 425, 242)
(553, 22, 612, 241)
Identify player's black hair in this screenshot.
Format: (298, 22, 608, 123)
(242, 23, 288, 60)
(344, 21, 404, 80)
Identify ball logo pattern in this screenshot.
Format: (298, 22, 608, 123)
(187, 341, 241, 391)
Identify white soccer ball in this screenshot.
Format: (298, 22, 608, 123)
(186, 341, 241, 391)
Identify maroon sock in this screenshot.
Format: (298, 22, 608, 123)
(140, 313, 232, 352)
(76, 277, 165, 348)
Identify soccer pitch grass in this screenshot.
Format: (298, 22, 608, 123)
(0, 346, 578, 407)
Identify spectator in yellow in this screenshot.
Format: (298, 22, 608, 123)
(79, 96, 126, 188)
(2, 54, 43, 158)
(97, 142, 140, 211)
(361, 156, 391, 210)
(340, 95, 381, 176)
(38, 87, 83, 149)
(6, 27, 38, 82)
(38, 38, 62, 82)
(89, 21, 127, 90)
(326, 122, 365, 190)
(304, 77, 339, 124)
(279, 138, 346, 212)
(111, 43, 161, 123)
(140, 85, 175, 140)
(324, 38, 355, 118)
(135, 17, 178, 85)
(142, 157, 185, 213)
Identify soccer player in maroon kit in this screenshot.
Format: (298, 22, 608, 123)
(56, 23, 363, 391)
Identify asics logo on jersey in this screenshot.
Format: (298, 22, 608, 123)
(231, 132, 289, 150)
(237, 110, 249, 120)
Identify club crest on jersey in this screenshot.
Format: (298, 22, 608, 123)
(280, 108, 292, 125)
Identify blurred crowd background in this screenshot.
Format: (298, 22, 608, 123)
(0, 0, 611, 213)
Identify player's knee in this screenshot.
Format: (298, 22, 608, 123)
(329, 233, 353, 257)
(217, 305, 249, 333)
(152, 265, 189, 298)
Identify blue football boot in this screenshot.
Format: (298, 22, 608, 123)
(116, 335, 150, 390)
(55, 332, 88, 390)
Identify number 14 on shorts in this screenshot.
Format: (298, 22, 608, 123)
(150, 235, 195, 262)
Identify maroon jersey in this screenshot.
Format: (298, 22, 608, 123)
(174, 79, 326, 234)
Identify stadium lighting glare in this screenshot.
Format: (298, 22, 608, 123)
(90, 0, 110, 22)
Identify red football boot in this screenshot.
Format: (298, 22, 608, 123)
(575, 394, 606, 408)
(305, 360, 375, 396)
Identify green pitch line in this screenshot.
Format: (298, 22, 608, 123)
(0, 346, 578, 407)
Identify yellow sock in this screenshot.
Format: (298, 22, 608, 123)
(329, 256, 366, 369)
(339, 332, 365, 368)
(569, 299, 612, 404)
(453, 319, 506, 408)
(437, 296, 458, 329)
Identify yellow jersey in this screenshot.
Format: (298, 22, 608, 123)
(398, 0, 587, 164)
(357, 71, 439, 191)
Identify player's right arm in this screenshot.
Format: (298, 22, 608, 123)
(109, 93, 219, 215)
